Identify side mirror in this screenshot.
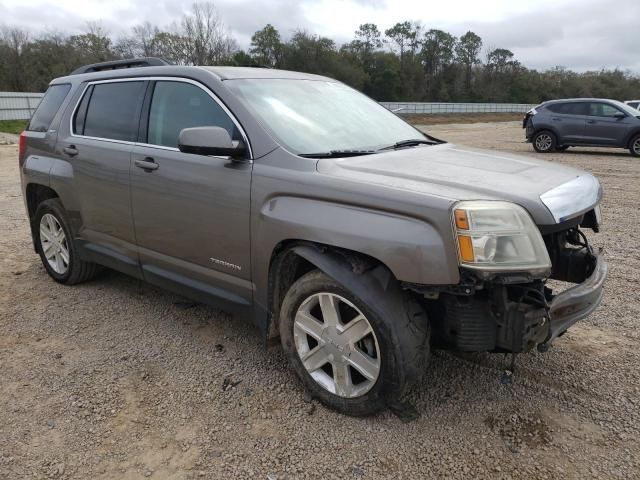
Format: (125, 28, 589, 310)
(613, 112, 626, 120)
(178, 126, 246, 158)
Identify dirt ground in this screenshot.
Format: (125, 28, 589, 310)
(1, 121, 639, 479)
(402, 113, 523, 125)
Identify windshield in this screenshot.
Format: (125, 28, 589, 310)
(226, 79, 425, 154)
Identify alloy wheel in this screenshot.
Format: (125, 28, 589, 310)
(293, 292, 380, 398)
(535, 134, 553, 151)
(39, 213, 70, 275)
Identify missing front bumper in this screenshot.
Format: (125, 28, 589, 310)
(543, 253, 608, 345)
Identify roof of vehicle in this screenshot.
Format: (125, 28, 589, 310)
(625, 100, 640, 103)
(543, 98, 622, 104)
(53, 58, 335, 85)
(201, 66, 333, 81)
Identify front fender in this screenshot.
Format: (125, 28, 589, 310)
(265, 196, 455, 282)
(252, 195, 459, 313)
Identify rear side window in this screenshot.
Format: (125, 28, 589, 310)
(27, 84, 71, 132)
(546, 102, 586, 115)
(147, 81, 237, 148)
(81, 81, 146, 141)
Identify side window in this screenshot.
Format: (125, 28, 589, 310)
(147, 81, 236, 148)
(27, 84, 71, 132)
(589, 103, 623, 118)
(82, 81, 146, 141)
(547, 103, 586, 115)
(565, 102, 587, 115)
(73, 85, 93, 135)
(546, 103, 566, 114)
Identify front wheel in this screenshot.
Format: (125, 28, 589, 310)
(532, 130, 556, 153)
(279, 269, 429, 416)
(629, 134, 640, 157)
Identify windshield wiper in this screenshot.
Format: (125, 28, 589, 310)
(299, 150, 376, 158)
(377, 138, 437, 151)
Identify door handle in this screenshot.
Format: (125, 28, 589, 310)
(587, 120, 597, 124)
(134, 157, 159, 171)
(62, 145, 78, 157)
(551, 117, 561, 121)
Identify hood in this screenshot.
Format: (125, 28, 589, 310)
(316, 143, 600, 225)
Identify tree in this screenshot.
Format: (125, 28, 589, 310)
(486, 48, 517, 73)
(250, 24, 282, 67)
(455, 30, 482, 95)
(181, 2, 237, 65)
(0, 27, 29, 90)
(422, 29, 456, 76)
(385, 21, 417, 69)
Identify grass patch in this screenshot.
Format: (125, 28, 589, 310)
(0, 119, 28, 134)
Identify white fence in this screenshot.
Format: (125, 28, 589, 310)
(380, 102, 536, 114)
(0, 92, 44, 121)
(0, 92, 535, 121)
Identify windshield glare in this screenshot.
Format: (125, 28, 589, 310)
(226, 79, 424, 154)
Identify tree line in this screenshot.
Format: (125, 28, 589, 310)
(1, 2, 639, 103)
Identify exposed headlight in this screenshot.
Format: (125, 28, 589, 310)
(452, 201, 551, 275)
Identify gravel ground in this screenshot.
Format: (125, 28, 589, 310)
(1, 121, 639, 479)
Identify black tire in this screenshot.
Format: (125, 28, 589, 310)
(279, 269, 430, 416)
(532, 130, 557, 153)
(629, 134, 640, 157)
(34, 198, 99, 285)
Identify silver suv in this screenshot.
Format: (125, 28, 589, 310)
(524, 98, 640, 156)
(20, 58, 607, 416)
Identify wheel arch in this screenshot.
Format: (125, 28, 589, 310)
(624, 128, 640, 148)
(25, 183, 61, 252)
(265, 240, 396, 342)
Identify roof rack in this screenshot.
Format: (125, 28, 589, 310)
(70, 57, 171, 75)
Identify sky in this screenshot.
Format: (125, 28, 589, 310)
(1, 0, 638, 73)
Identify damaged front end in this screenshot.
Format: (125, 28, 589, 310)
(411, 205, 607, 354)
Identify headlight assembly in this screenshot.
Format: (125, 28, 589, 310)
(452, 201, 551, 275)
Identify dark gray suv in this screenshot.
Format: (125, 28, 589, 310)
(20, 58, 607, 416)
(524, 98, 640, 156)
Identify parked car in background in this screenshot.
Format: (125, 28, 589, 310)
(20, 58, 607, 416)
(523, 98, 640, 156)
(624, 100, 640, 110)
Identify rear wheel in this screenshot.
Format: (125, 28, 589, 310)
(532, 130, 556, 153)
(279, 269, 429, 416)
(629, 134, 640, 157)
(34, 199, 99, 284)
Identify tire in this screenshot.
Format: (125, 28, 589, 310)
(34, 198, 99, 285)
(532, 130, 557, 153)
(279, 269, 430, 416)
(629, 134, 640, 157)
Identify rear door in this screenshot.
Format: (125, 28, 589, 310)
(544, 102, 587, 143)
(57, 79, 147, 276)
(129, 79, 253, 307)
(585, 102, 634, 146)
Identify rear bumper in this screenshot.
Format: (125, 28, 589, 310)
(544, 252, 608, 344)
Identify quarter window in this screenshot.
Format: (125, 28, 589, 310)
(81, 81, 146, 141)
(147, 81, 236, 148)
(28, 84, 71, 132)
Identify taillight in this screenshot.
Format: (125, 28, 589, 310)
(18, 131, 26, 162)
